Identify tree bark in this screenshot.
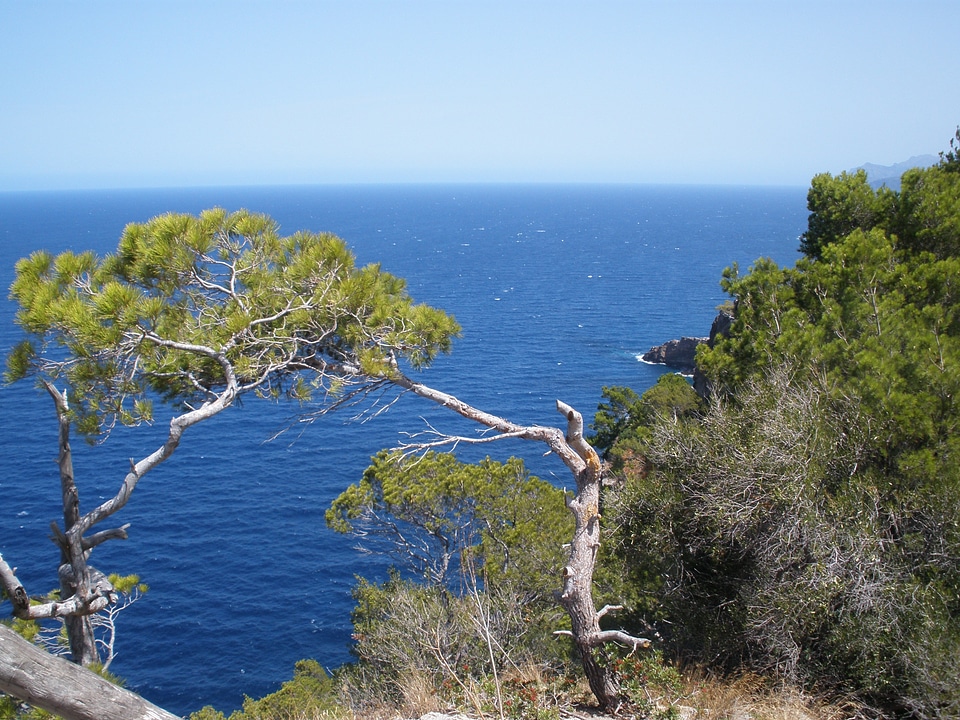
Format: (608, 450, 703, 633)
(554, 400, 641, 711)
(47, 384, 100, 666)
(0, 624, 180, 720)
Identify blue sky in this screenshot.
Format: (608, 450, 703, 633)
(2, 1, 957, 190)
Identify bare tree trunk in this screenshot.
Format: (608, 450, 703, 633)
(48, 384, 100, 666)
(0, 623, 180, 720)
(63, 614, 98, 667)
(391, 372, 649, 711)
(555, 403, 622, 709)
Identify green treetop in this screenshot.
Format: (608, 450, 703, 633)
(8, 207, 460, 435)
(327, 450, 571, 595)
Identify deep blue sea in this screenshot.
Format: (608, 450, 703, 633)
(0, 184, 806, 715)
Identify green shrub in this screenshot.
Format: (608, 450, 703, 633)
(612, 650, 682, 719)
(189, 660, 343, 720)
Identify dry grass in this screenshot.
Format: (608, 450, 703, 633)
(398, 670, 444, 719)
(341, 664, 874, 720)
(673, 670, 871, 720)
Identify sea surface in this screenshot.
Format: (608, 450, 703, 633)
(0, 184, 806, 715)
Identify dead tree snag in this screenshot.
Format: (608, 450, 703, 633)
(390, 373, 650, 710)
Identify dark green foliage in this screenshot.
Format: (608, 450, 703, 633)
(895, 162, 960, 258)
(610, 366, 960, 716)
(799, 169, 891, 260)
(588, 376, 700, 617)
(699, 226, 960, 473)
(607, 130, 960, 718)
(327, 451, 571, 592)
(590, 374, 700, 461)
(590, 385, 643, 457)
(799, 131, 960, 263)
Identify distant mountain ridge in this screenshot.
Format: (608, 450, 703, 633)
(854, 154, 938, 190)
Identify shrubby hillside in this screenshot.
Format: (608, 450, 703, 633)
(599, 129, 960, 719)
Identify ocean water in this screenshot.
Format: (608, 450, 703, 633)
(0, 184, 806, 715)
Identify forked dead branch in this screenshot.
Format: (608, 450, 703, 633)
(388, 370, 651, 711)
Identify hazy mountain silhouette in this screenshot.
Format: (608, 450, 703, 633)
(855, 154, 938, 190)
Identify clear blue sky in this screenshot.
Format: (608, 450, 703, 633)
(2, 1, 957, 190)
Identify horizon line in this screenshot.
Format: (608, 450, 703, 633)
(0, 179, 812, 196)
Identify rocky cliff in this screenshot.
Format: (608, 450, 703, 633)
(640, 336, 706, 373)
(642, 310, 734, 396)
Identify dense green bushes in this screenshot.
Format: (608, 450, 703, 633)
(600, 132, 960, 719)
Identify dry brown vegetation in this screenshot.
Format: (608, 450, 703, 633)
(669, 670, 875, 720)
(334, 663, 873, 720)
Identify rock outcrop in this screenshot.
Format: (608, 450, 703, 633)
(642, 310, 734, 397)
(641, 336, 707, 373)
